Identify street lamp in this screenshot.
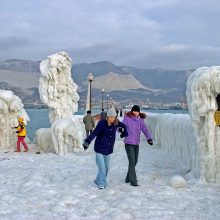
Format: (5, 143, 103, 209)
(109, 97, 113, 109)
(101, 88, 104, 109)
(87, 73, 94, 111)
(107, 94, 109, 111)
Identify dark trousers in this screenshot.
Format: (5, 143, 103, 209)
(125, 144, 139, 184)
(86, 130, 92, 137)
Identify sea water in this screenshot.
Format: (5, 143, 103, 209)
(26, 108, 188, 141)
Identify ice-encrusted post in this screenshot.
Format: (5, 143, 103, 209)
(0, 90, 29, 149)
(186, 66, 220, 183)
(37, 51, 83, 155)
(39, 51, 80, 123)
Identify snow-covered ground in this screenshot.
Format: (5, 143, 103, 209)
(1, 137, 220, 220)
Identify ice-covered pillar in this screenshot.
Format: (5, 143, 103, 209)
(186, 66, 220, 183)
(0, 90, 29, 149)
(39, 51, 80, 123)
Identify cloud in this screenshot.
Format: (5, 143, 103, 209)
(0, 0, 220, 70)
(0, 36, 30, 50)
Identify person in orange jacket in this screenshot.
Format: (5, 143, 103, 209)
(12, 117, 29, 152)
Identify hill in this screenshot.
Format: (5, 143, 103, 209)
(0, 59, 191, 108)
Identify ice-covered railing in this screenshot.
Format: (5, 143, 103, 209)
(146, 113, 198, 179)
(0, 90, 29, 149)
(144, 66, 220, 183)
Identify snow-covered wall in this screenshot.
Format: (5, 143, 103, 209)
(0, 90, 29, 149)
(147, 113, 198, 178)
(39, 51, 79, 123)
(186, 66, 220, 183)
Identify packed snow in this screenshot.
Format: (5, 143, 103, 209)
(0, 135, 220, 219)
(1, 111, 220, 219)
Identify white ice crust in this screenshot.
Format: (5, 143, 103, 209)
(0, 90, 29, 149)
(168, 175, 187, 189)
(37, 51, 83, 155)
(186, 66, 220, 183)
(39, 51, 79, 123)
(147, 113, 198, 179)
(145, 66, 220, 183)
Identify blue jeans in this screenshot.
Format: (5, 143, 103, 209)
(94, 153, 111, 188)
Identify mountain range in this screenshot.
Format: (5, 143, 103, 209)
(0, 59, 193, 109)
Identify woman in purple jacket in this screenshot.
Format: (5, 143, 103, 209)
(122, 105, 153, 186)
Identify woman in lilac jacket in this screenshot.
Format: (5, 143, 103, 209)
(122, 105, 153, 186)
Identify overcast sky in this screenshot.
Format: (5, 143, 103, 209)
(0, 0, 220, 70)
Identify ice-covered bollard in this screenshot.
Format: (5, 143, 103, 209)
(51, 117, 83, 155)
(168, 175, 187, 189)
(34, 128, 54, 153)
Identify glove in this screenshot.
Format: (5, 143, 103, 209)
(83, 141, 89, 151)
(16, 131, 19, 133)
(147, 139, 153, 145)
(118, 127, 124, 133)
(120, 133, 125, 138)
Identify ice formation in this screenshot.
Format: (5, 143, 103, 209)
(0, 90, 29, 149)
(147, 113, 198, 178)
(39, 51, 80, 123)
(34, 128, 54, 153)
(37, 51, 83, 155)
(51, 116, 84, 155)
(145, 67, 220, 183)
(186, 66, 220, 183)
(168, 175, 187, 189)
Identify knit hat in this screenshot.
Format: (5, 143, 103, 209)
(131, 105, 140, 112)
(107, 107, 117, 117)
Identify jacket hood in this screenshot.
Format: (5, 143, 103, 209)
(125, 111, 146, 119)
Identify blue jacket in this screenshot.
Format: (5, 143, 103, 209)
(84, 119, 128, 155)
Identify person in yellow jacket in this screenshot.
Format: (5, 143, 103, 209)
(214, 94, 220, 127)
(12, 117, 29, 152)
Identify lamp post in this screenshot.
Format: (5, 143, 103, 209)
(87, 73, 94, 111)
(107, 94, 109, 111)
(109, 97, 113, 109)
(101, 88, 104, 109)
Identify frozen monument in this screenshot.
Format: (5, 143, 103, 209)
(0, 90, 29, 149)
(186, 66, 220, 183)
(37, 51, 83, 155)
(39, 51, 79, 123)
